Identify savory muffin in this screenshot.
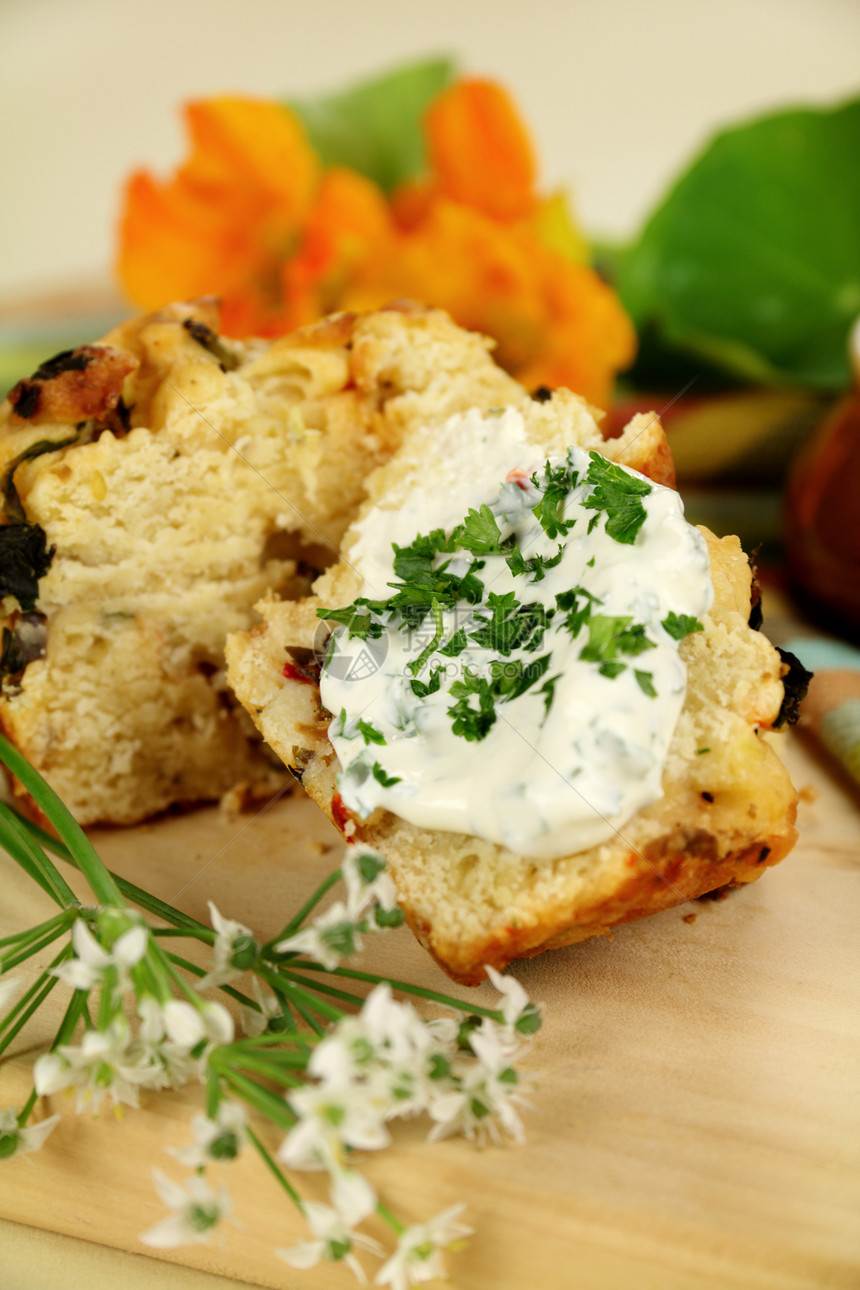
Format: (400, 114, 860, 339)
(226, 393, 799, 983)
(0, 300, 523, 824)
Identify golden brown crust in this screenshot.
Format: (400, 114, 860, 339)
(7, 346, 138, 426)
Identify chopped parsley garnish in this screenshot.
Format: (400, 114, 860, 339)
(371, 762, 401, 787)
(446, 654, 552, 742)
(469, 592, 550, 656)
(407, 599, 444, 676)
(580, 614, 656, 667)
(457, 504, 505, 555)
(319, 449, 694, 772)
(447, 670, 497, 741)
(662, 611, 705, 640)
(490, 653, 551, 701)
(505, 544, 564, 582)
(316, 601, 384, 640)
(635, 670, 657, 697)
(530, 460, 579, 539)
(439, 627, 467, 657)
(599, 661, 627, 679)
(538, 672, 562, 719)
(357, 720, 385, 745)
(556, 586, 600, 638)
(583, 452, 652, 545)
(410, 665, 444, 698)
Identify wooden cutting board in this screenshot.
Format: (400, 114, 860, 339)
(2, 731, 859, 1290)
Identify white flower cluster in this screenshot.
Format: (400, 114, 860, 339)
(0, 842, 541, 1287)
(274, 847, 401, 971)
(270, 968, 539, 1283)
(281, 973, 534, 1172)
(33, 995, 234, 1114)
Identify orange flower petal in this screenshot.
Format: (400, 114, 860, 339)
(182, 97, 317, 222)
(117, 97, 317, 315)
(424, 79, 537, 222)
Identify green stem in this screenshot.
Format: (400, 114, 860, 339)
(215, 1066, 297, 1131)
(377, 1200, 405, 1235)
(152, 927, 215, 942)
(226, 1051, 308, 1080)
(0, 735, 124, 907)
(266, 870, 342, 946)
(286, 994, 326, 1037)
(52, 989, 89, 1050)
(162, 951, 256, 1010)
(259, 966, 344, 1024)
(0, 955, 68, 1058)
(0, 803, 78, 908)
(287, 961, 502, 1020)
(245, 1124, 304, 1210)
(1, 924, 74, 973)
(7, 808, 211, 935)
(277, 970, 374, 1010)
(0, 908, 75, 950)
(16, 1088, 38, 1124)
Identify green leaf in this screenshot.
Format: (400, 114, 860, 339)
(580, 615, 655, 667)
(556, 586, 600, 638)
(531, 461, 578, 540)
(469, 593, 549, 656)
(457, 504, 504, 555)
(371, 762, 401, 788)
(410, 665, 444, 698)
(617, 97, 860, 391)
(662, 611, 704, 640)
(490, 653, 551, 701)
(316, 602, 384, 641)
(584, 453, 651, 545)
(447, 670, 497, 742)
(635, 669, 657, 697)
(288, 56, 456, 193)
(357, 720, 385, 746)
(439, 628, 467, 657)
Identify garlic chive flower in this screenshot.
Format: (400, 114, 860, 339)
(139, 1168, 235, 1249)
(0, 734, 543, 1284)
(198, 902, 257, 989)
(51, 915, 147, 993)
(169, 1101, 248, 1168)
(238, 978, 285, 1037)
(275, 901, 365, 971)
(34, 1017, 150, 1113)
(374, 1204, 474, 1290)
(427, 1019, 530, 1146)
(341, 847, 399, 921)
(484, 964, 543, 1039)
(0, 1107, 61, 1159)
(161, 998, 234, 1048)
(278, 1170, 383, 1283)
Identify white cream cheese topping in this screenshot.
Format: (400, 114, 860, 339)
(319, 407, 712, 861)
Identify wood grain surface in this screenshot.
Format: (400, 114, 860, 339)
(1, 732, 859, 1290)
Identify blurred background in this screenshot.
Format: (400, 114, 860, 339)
(1, 0, 859, 647)
(2, 0, 858, 299)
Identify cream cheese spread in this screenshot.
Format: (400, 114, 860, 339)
(318, 407, 712, 861)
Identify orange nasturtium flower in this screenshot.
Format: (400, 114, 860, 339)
(117, 80, 635, 407)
